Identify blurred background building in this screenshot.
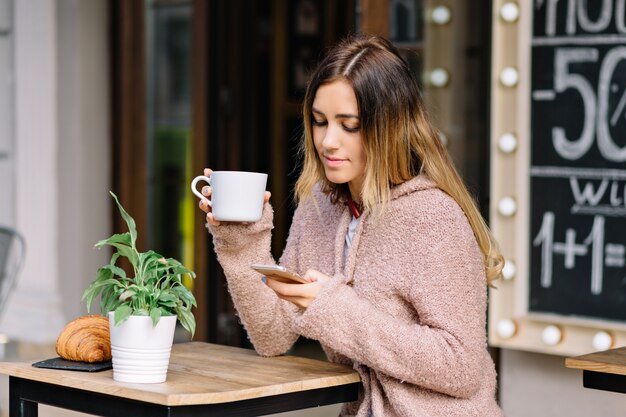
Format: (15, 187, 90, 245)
(0, 0, 625, 416)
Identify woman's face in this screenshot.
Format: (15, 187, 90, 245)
(312, 79, 367, 200)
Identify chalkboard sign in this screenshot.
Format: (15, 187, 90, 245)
(530, 0, 626, 321)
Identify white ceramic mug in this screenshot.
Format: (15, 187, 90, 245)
(191, 171, 268, 222)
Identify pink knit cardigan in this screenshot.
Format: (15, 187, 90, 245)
(207, 176, 503, 417)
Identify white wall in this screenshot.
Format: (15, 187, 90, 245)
(0, 0, 14, 225)
(1, 0, 66, 343)
(0, 0, 110, 342)
(57, 0, 110, 323)
(500, 349, 626, 416)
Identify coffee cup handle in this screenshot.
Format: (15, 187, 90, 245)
(191, 175, 212, 208)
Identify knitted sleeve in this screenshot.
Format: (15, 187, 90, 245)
(293, 193, 488, 398)
(207, 202, 302, 356)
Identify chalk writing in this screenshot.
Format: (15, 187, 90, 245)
(533, 213, 609, 295)
(530, 0, 626, 321)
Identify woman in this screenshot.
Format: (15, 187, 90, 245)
(199, 35, 504, 417)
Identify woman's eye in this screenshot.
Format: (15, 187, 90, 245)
(312, 120, 327, 126)
(343, 125, 360, 133)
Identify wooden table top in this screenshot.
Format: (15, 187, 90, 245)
(0, 342, 360, 406)
(565, 346, 626, 376)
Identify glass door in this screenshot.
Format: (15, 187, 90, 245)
(146, 0, 195, 276)
(111, 0, 202, 339)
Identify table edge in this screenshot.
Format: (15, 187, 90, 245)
(0, 362, 361, 406)
(565, 357, 626, 377)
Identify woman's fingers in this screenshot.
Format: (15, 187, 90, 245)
(303, 269, 331, 283)
(275, 294, 309, 308)
(198, 186, 212, 212)
(198, 169, 213, 215)
(276, 293, 311, 309)
(264, 278, 302, 296)
(264, 278, 321, 309)
(198, 168, 220, 227)
(206, 212, 221, 227)
(264, 191, 271, 204)
(198, 197, 211, 213)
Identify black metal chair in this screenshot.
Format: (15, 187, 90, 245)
(0, 226, 25, 318)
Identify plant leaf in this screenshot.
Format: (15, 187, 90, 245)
(171, 285, 197, 307)
(110, 252, 120, 265)
(95, 232, 132, 249)
(82, 288, 99, 314)
(89, 278, 125, 292)
(95, 234, 136, 262)
(159, 292, 177, 302)
(101, 264, 127, 280)
(176, 307, 196, 338)
(82, 268, 114, 313)
(113, 304, 133, 326)
(118, 290, 135, 301)
(109, 191, 138, 249)
(149, 307, 161, 327)
(88, 267, 114, 287)
(102, 286, 124, 317)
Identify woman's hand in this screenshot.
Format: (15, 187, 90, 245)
(198, 168, 271, 226)
(264, 269, 331, 309)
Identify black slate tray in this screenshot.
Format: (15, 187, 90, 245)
(32, 357, 112, 372)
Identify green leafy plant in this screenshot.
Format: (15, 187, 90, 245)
(82, 191, 197, 336)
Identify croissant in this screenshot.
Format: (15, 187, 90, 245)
(56, 315, 111, 363)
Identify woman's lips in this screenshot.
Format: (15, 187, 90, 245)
(323, 155, 347, 167)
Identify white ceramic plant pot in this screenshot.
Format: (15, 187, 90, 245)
(108, 312, 177, 383)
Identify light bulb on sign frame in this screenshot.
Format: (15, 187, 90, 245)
(498, 133, 518, 154)
(438, 131, 448, 147)
(500, 67, 519, 87)
(431, 5, 452, 25)
(502, 260, 516, 280)
(542, 325, 562, 346)
(592, 331, 613, 351)
(496, 319, 517, 339)
(429, 68, 450, 88)
(500, 2, 520, 23)
(498, 197, 517, 217)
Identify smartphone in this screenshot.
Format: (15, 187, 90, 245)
(251, 264, 308, 284)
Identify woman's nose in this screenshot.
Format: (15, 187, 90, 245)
(321, 125, 340, 149)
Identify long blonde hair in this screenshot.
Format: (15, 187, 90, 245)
(295, 35, 503, 284)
